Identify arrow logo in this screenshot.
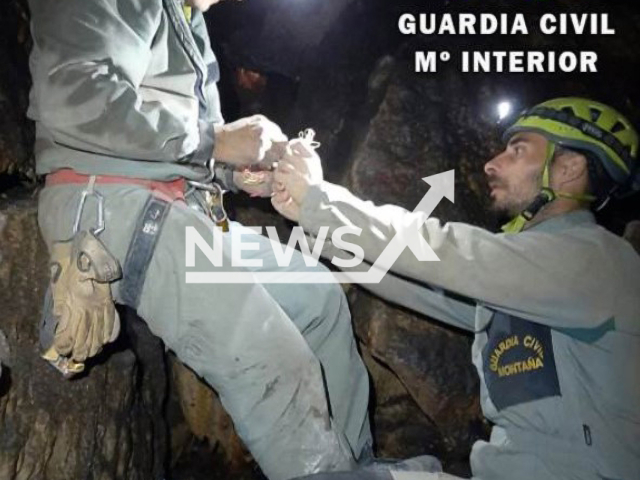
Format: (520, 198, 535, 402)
(186, 170, 455, 284)
(330, 169, 454, 283)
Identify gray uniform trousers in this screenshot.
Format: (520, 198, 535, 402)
(38, 183, 372, 480)
(295, 472, 460, 480)
(294, 455, 462, 480)
(296, 472, 460, 480)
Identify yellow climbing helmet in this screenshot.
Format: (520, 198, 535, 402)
(504, 97, 639, 196)
(500, 98, 639, 233)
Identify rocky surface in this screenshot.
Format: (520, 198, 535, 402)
(623, 221, 640, 255)
(169, 356, 250, 470)
(0, 0, 32, 179)
(351, 289, 486, 467)
(1, 0, 639, 478)
(0, 197, 168, 480)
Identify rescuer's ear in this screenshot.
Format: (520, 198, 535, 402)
(553, 148, 589, 190)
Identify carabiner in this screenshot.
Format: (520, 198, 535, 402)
(186, 180, 228, 226)
(73, 176, 105, 236)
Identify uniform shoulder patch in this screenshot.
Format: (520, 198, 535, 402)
(482, 311, 561, 410)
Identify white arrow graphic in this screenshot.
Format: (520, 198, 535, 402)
(331, 169, 455, 283)
(186, 170, 455, 284)
(414, 170, 455, 214)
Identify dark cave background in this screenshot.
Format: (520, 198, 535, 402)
(203, 0, 640, 234)
(0, 1, 638, 479)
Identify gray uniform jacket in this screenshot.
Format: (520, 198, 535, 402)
(28, 0, 223, 182)
(300, 182, 640, 480)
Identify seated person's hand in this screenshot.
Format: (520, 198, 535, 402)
(213, 115, 288, 167)
(233, 168, 276, 198)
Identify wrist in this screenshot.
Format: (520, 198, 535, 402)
(212, 124, 231, 163)
(299, 183, 325, 231)
(232, 171, 243, 190)
(214, 163, 239, 193)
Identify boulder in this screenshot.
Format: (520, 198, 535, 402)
(170, 356, 251, 471)
(0, 0, 33, 178)
(0, 196, 168, 480)
(351, 289, 487, 466)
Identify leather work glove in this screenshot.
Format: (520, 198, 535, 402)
(49, 230, 122, 363)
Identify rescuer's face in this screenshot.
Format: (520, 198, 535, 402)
(484, 132, 548, 216)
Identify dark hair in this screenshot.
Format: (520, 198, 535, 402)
(553, 145, 616, 209)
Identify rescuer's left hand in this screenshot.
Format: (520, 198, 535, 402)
(273, 139, 324, 205)
(271, 188, 301, 221)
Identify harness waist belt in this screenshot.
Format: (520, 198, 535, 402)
(46, 169, 186, 202)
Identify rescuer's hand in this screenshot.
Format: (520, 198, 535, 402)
(273, 139, 324, 205)
(271, 189, 301, 221)
(214, 115, 288, 167)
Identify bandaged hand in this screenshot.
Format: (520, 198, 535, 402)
(49, 231, 122, 363)
(214, 115, 288, 167)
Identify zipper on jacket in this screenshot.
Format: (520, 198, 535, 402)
(163, 0, 208, 110)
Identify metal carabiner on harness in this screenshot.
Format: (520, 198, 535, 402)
(186, 180, 229, 231)
(73, 176, 105, 236)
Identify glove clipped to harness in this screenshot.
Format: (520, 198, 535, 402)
(48, 230, 122, 364)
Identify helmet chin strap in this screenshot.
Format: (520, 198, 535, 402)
(501, 142, 596, 234)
